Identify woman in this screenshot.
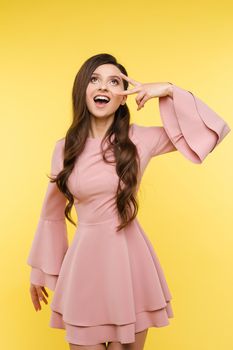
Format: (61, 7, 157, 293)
(27, 53, 231, 350)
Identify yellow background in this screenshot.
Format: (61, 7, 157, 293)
(1, 0, 233, 349)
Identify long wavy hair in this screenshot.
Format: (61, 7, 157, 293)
(49, 53, 141, 231)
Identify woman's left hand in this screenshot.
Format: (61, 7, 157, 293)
(115, 72, 173, 111)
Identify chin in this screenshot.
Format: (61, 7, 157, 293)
(89, 107, 119, 118)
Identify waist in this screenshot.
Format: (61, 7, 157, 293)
(77, 216, 120, 227)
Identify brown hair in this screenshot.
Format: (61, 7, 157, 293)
(49, 53, 141, 231)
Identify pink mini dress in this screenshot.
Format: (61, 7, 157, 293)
(26, 84, 231, 345)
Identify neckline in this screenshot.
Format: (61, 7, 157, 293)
(87, 136, 103, 141)
(86, 124, 134, 142)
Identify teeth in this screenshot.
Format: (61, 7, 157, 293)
(94, 95, 110, 102)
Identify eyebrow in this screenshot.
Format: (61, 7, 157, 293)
(91, 73, 122, 81)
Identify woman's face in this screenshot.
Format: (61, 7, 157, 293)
(86, 64, 127, 119)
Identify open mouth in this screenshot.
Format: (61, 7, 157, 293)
(93, 95, 111, 107)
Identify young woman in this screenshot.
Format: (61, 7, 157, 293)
(27, 53, 231, 350)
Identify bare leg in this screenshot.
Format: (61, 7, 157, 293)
(106, 342, 125, 350)
(127, 329, 148, 350)
(107, 328, 148, 350)
(69, 342, 107, 350)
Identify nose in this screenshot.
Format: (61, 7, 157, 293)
(98, 83, 108, 90)
(97, 80, 109, 91)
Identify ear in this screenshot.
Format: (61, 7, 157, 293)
(121, 95, 127, 105)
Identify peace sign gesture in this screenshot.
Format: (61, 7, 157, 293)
(115, 72, 173, 111)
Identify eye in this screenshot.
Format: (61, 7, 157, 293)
(111, 79, 119, 85)
(90, 76, 98, 83)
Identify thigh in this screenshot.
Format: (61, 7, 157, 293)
(107, 342, 126, 350)
(69, 342, 107, 350)
(129, 329, 148, 350)
(107, 328, 148, 350)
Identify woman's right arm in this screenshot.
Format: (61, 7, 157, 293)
(26, 139, 69, 311)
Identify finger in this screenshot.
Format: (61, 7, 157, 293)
(34, 285, 46, 310)
(30, 286, 41, 311)
(137, 95, 150, 110)
(35, 287, 42, 310)
(119, 72, 141, 86)
(138, 95, 149, 111)
(36, 286, 48, 305)
(135, 91, 146, 105)
(41, 286, 49, 298)
(113, 86, 142, 96)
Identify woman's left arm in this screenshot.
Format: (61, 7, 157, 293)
(115, 73, 231, 163)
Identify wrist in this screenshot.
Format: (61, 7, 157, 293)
(166, 82, 173, 97)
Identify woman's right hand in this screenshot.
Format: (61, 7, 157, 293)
(29, 283, 49, 311)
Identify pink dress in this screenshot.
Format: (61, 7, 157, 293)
(26, 84, 231, 345)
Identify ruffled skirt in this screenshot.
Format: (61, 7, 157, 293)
(49, 217, 174, 345)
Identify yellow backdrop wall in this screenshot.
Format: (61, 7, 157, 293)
(1, 1, 232, 349)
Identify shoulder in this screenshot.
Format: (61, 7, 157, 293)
(53, 137, 65, 153)
(129, 123, 164, 154)
(50, 137, 65, 172)
(56, 137, 65, 147)
(130, 123, 163, 138)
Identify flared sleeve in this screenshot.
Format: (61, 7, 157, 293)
(148, 83, 231, 163)
(26, 139, 69, 291)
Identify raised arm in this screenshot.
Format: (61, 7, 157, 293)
(131, 84, 231, 163)
(156, 83, 231, 163)
(117, 73, 231, 163)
